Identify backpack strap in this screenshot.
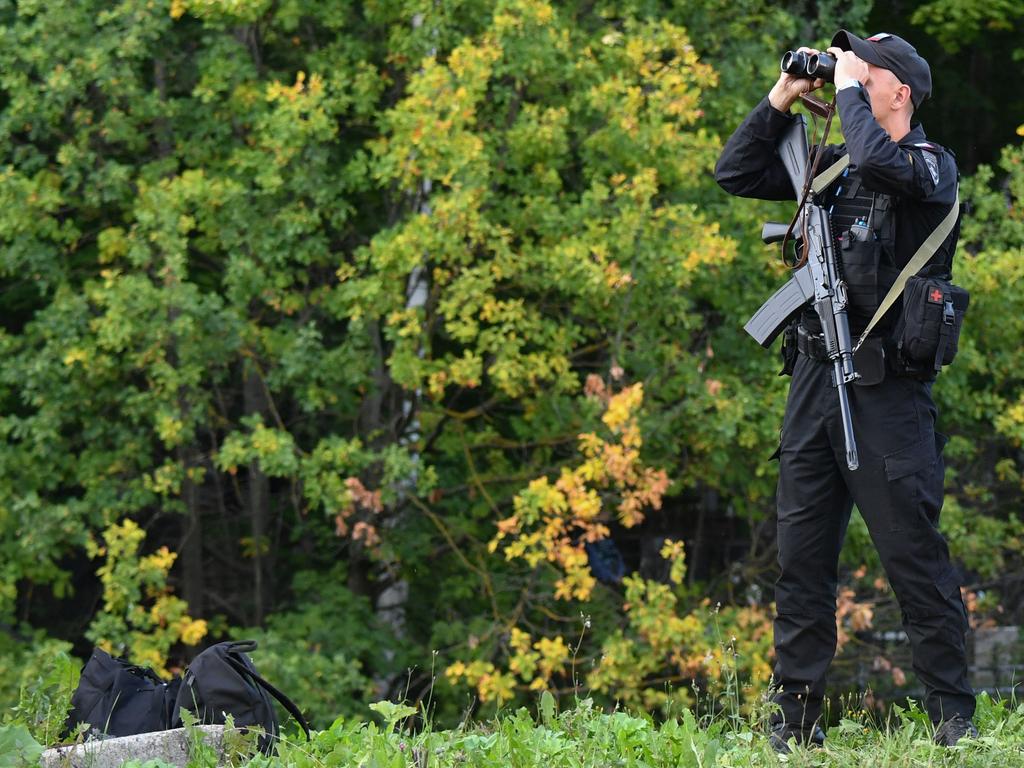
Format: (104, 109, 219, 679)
(224, 655, 312, 741)
(853, 188, 961, 352)
(225, 640, 258, 656)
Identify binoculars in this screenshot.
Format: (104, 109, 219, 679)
(780, 50, 836, 83)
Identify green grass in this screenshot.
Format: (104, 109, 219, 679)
(202, 691, 1024, 768)
(6, 679, 1024, 767)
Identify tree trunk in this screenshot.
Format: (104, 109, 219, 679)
(178, 445, 205, 622)
(166, 288, 204, 628)
(244, 363, 270, 625)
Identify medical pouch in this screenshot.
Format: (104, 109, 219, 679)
(892, 273, 969, 376)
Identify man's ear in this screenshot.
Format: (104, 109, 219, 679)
(893, 83, 913, 112)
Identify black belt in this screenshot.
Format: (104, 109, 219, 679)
(796, 325, 829, 361)
(796, 325, 889, 385)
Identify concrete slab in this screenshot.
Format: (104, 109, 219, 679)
(40, 725, 226, 768)
(973, 625, 1022, 689)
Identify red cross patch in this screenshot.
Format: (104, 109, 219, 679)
(928, 287, 944, 303)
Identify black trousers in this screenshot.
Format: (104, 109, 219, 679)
(771, 352, 974, 728)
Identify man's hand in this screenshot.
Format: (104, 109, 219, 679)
(828, 47, 869, 89)
(768, 47, 825, 113)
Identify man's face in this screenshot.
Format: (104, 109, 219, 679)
(863, 63, 911, 121)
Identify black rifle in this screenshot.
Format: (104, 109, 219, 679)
(743, 115, 860, 470)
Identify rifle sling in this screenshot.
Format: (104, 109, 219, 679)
(785, 98, 837, 267)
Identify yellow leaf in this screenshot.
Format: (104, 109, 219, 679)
(179, 618, 208, 646)
(63, 348, 88, 366)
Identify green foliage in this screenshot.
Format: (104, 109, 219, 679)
(0, 724, 44, 768)
(83, 695, 1024, 767)
(368, 700, 418, 732)
(0, 0, 1022, 735)
(0, 0, 797, 723)
(911, 0, 1024, 53)
(178, 709, 237, 768)
(932, 141, 1024, 591)
(0, 634, 77, 747)
(85, 518, 207, 675)
(366, 693, 1024, 765)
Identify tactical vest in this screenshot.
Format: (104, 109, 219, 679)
(821, 164, 900, 333)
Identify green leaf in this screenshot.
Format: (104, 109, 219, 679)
(539, 690, 556, 727)
(0, 724, 44, 768)
(368, 701, 417, 732)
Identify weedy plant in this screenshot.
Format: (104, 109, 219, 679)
(2, 642, 78, 748)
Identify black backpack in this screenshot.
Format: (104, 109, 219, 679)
(172, 640, 310, 752)
(66, 640, 309, 753)
(65, 648, 182, 738)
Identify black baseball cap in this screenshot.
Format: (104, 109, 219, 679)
(832, 30, 932, 109)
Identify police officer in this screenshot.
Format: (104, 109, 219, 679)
(714, 30, 976, 751)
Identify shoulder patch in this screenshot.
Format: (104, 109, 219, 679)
(912, 141, 940, 153)
(923, 152, 940, 185)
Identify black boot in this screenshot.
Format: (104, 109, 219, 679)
(768, 722, 826, 754)
(933, 715, 978, 746)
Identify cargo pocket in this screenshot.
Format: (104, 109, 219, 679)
(883, 435, 938, 533)
(934, 563, 968, 629)
(934, 563, 961, 600)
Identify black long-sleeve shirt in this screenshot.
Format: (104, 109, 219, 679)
(714, 88, 960, 271)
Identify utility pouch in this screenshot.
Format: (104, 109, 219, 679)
(779, 322, 798, 376)
(852, 336, 886, 386)
(840, 238, 880, 319)
(840, 237, 901, 325)
(891, 272, 969, 378)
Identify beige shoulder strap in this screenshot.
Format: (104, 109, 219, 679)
(811, 154, 851, 195)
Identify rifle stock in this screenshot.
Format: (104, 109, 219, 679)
(777, 114, 810, 196)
